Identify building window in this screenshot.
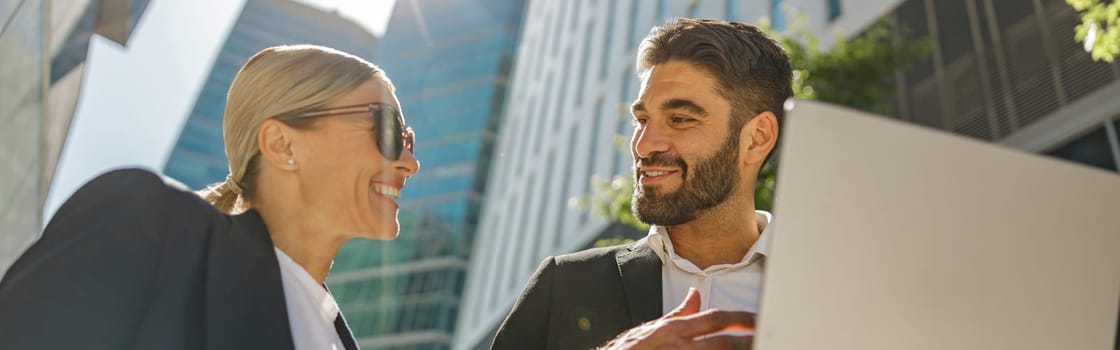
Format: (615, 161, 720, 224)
(583, 97, 606, 225)
(569, 0, 582, 31)
(1045, 126, 1118, 172)
(557, 126, 579, 249)
(576, 21, 595, 106)
(508, 173, 535, 291)
(657, 0, 667, 23)
(828, 0, 842, 22)
(553, 2, 570, 56)
(614, 68, 636, 176)
(726, 0, 738, 22)
(770, 0, 785, 31)
(1112, 117, 1120, 169)
(600, 0, 617, 80)
(554, 48, 573, 130)
(1115, 118, 1120, 140)
(626, 0, 640, 50)
(527, 157, 550, 276)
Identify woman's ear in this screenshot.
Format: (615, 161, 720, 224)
(258, 119, 299, 170)
(740, 111, 778, 167)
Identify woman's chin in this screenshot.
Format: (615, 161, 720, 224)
(358, 221, 399, 240)
(371, 226, 400, 240)
(355, 203, 400, 239)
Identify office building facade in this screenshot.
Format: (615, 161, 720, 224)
(884, 0, 1120, 171)
(454, 1, 1120, 349)
(0, 0, 149, 276)
(322, 1, 526, 349)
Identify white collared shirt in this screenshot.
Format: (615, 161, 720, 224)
(647, 210, 773, 315)
(274, 248, 346, 350)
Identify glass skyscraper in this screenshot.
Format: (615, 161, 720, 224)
(325, 1, 526, 349)
(1, 0, 49, 277)
(163, 0, 377, 189)
(1, 0, 149, 276)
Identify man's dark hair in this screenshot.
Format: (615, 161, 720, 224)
(637, 18, 793, 138)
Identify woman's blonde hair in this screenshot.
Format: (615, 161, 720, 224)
(199, 44, 390, 214)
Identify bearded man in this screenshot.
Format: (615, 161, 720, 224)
(492, 18, 792, 350)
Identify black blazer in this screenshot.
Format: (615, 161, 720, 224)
(0, 168, 358, 350)
(491, 239, 663, 350)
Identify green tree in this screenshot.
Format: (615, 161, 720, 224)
(582, 19, 930, 236)
(1067, 0, 1120, 62)
(782, 20, 931, 116)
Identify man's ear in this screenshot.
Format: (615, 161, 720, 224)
(258, 119, 299, 170)
(740, 111, 778, 167)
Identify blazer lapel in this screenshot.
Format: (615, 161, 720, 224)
(205, 210, 294, 350)
(616, 238, 663, 325)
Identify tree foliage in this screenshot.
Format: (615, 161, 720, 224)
(584, 19, 930, 234)
(1067, 0, 1120, 62)
(783, 20, 931, 115)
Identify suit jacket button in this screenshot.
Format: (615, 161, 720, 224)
(578, 316, 592, 331)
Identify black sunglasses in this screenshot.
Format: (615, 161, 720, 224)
(295, 103, 415, 160)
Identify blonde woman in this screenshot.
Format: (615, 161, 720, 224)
(0, 45, 418, 350)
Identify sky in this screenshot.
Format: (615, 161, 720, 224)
(44, 0, 397, 222)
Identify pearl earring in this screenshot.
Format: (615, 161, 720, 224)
(287, 159, 295, 165)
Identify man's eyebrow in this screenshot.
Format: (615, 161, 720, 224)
(631, 101, 645, 114)
(661, 98, 708, 117)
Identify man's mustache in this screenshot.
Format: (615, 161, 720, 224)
(637, 151, 687, 170)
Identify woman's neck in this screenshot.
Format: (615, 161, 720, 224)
(256, 204, 348, 284)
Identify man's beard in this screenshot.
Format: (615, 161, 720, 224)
(632, 133, 741, 226)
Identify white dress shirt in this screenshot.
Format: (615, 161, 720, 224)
(274, 248, 346, 350)
(647, 210, 773, 315)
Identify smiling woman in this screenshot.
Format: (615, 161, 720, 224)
(0, 45, 419, 350)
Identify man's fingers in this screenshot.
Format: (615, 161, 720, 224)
(690, 334, 753, 350)
(672, 310, 755, 338)
(600, 309, 754, 350)
(664, 287, 702, 318)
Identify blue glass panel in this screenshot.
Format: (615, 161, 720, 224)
(828, 0, 843, 21)
(771, 0, 785, 31)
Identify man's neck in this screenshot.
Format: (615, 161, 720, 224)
(664, 201, 761, 270)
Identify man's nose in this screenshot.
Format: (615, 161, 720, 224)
(632, 123, 671, 160)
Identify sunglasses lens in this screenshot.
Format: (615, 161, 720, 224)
(375, 107, 405, 160)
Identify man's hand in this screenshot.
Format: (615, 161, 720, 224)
(598, 288, 754, 349)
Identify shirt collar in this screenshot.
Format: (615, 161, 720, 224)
(647, 210, 773, 272)
(274, 248, 340, 324)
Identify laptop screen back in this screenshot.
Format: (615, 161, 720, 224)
(755, 100, 1120, 350)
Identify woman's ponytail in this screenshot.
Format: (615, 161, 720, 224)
(199, 175, 244, 214)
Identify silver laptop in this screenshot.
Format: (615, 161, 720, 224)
(756, 99, 1120, 350)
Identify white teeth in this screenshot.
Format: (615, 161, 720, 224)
(644, 171, 670, 177)
(371, 184, 400, 199)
